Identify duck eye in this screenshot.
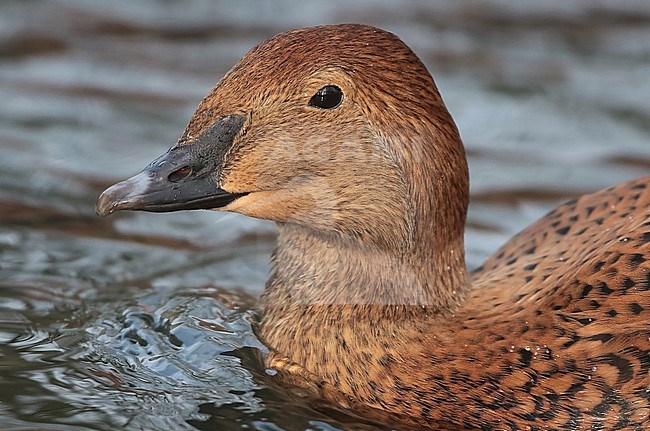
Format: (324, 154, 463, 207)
(308, 85, 343, 109)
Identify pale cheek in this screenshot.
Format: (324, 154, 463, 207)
(224, 190, 296, 221)
(224, 188, 339, 230)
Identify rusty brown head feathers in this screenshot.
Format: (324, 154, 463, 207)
(97, 24, 650, 430)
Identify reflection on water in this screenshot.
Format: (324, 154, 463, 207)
(0, 1, 648, 430)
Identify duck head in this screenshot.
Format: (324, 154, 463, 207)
(97, 24, 468, 255)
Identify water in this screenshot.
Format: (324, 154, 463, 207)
(0, 1, 648, 429)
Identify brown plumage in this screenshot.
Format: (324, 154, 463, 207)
(96, 24, 650, 430)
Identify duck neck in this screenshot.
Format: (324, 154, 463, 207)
(259, 221, 470, 352)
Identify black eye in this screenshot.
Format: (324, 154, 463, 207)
(308, 85, 343, 109)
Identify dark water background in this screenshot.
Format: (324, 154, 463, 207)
(0, 1, 648, 430)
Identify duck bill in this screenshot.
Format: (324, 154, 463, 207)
(96, 114, 248, 217)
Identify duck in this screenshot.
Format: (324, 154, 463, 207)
(96, 24, 650, 430)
